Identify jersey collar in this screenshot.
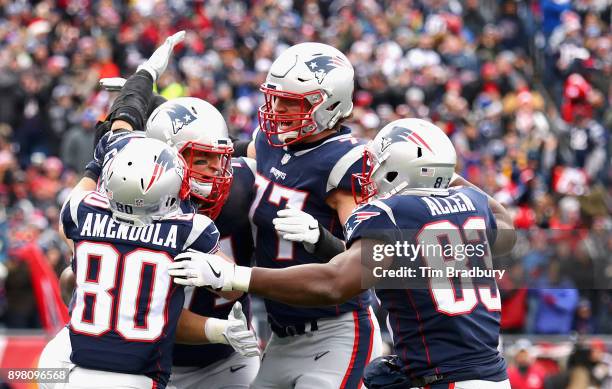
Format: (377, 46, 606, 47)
(285, 126, 352, 153)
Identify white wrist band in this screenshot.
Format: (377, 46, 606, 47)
(204, 318, 228, 344)
(233, 266, 252, 292)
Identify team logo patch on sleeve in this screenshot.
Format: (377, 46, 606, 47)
(305, 55, 349, 84)
(344, 211, 380, 240)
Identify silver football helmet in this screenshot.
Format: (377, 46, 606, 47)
(102, 137, 189, 226)
(352, 118, 457, 204)
(258, 42, 354, 147)
(146, 97, 233, 219)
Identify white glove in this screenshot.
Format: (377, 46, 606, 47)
(169, 251, 251, 291)
(273, 207, 320, 245)
(137, 30, 185, 82)
(204, 302, 260, 357)
(99, 77, 126, 92)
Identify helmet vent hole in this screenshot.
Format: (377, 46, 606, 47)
(386, 171, 398, 182)
(417, 147, 422, 158)
(128, 162, 132, 166)
(154, 155, 157, 161)
(190, 106, 197, 115)
(169, 198, 176, 207)
(297, 77, 308, 82)
(140, 178, 145, 189)
(122, 177, 126, 181)
(327, 102, 340, 111)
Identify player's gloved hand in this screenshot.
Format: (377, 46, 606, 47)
(169, 251, 251, 292)
(137, 30, 185, 82)
(273, 207, 320, 245)
(85, 129, 145, 181)
(99, 77, 126, 92)
(203, 302, 260, 357)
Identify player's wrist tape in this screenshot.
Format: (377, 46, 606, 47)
(231, 266, 251, 292)
(304, 222, 345, 260)
(107, 70, 153, 132)
(204, 318, 228, 344)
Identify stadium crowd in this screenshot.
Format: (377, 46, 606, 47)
(0, 0, 609, 385)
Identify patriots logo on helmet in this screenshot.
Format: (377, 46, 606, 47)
(305, 55, 348, 84)
(163, 103, 196, 135)
(389, 126, 433, 154)
(143, 148, 177, 193)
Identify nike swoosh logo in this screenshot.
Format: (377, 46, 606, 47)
(230, 365, 247, 373)
(308, 225, 318, 230)
(208, 262, 221, 278)
(314, 351, 330, 361)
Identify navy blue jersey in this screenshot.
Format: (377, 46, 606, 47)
(173, 157, 256, 368)
(60, 191, 219, 388)
(345, 187, 507, 382)
(252, 127, 372, 325)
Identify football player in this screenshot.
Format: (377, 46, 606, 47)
(53, 138, 258, 389)
(172, 119, 515, 389)
(44, 32, 259, 389)
(215, 42, 383, 388)
(146, 98, 260, 388)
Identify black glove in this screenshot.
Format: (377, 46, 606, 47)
(84, 129, 146, 182)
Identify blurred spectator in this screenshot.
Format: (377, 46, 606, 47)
(508, 339, 549, 389)
(60, 108, 97, 173)
(531, 260, 579, 334)
(544, 340, 612, 389)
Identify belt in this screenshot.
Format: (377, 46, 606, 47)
(270, 319, 319, 338)
(410, 374, 446, 387)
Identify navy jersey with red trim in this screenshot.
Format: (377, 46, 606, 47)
(345, 187, 507, 382)
(173, 157, 256, 368)
(252, 126, 372, 325)
(60, 191, 219, 388)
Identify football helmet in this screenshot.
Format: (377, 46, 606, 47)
(146, 97, 233, 219)
(258, 42, 354, 147)
(352, 118, 456, 204)
(102, 137, 189, 226)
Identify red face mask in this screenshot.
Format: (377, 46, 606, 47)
(257, 85, 323, 147)
(351, 149, 378, 205)
(180, 141, 234, 220)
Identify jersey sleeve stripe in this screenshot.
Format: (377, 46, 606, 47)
(326, 144, 365, 192)
(369, 200, 398, 226)
(69, 190, 93, 226)
(182, 214, 214, 250)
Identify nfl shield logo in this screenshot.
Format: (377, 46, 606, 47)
(135, 198, 144, 207)
(281, 154, 291, 165)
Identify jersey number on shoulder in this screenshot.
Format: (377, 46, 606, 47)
(70, 242, 173, 341)
(417, 217, 501, 315)
(250, 173, 308, 260)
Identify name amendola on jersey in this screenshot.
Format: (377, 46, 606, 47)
(78, 212, 179, 248)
